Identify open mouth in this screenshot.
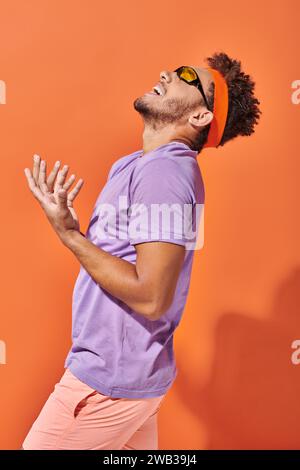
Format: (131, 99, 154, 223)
(153, 84, 165, 96)
(146, 83, 165, 96)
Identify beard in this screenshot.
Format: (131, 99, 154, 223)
(133, 94, 199, 129)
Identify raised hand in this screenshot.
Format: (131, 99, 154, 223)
(24, 154, 84, 241)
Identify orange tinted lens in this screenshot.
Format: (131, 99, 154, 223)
(179, 66, 198, 82)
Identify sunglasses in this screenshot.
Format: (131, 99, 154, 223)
(174, 66, 210, 109)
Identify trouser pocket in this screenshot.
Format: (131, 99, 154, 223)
(57, 368, 99, 418)
(73, 389, 98, 417)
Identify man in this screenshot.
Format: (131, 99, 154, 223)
(22, 52, 261, 450)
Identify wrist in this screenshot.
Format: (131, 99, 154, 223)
(61, 229, 85, 247)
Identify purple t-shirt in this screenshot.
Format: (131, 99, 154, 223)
(64, 141, 205, 398)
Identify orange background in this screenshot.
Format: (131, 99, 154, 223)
(0, 0, 300, 450)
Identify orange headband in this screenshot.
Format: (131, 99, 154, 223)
(203, 67, 229, 148)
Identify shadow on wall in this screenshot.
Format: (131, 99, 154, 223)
(176, 266, 300, 449)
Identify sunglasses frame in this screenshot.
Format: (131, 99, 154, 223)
(174, 66, 210, 110)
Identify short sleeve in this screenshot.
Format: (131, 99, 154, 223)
(128, 156, 199, 249)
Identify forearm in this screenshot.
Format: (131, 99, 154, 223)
(61, 230, 156, 320)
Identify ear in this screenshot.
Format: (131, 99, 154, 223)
(188, 108, 214, 129)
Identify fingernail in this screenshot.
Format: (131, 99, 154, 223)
(34, 154, 40, 161)
(55, 161, 60, 166)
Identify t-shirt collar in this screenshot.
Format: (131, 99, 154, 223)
(138, 140, 198, 158)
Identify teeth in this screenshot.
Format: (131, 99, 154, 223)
(153, 85, 162, 95)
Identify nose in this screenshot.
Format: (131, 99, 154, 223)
(160, 70, 172, 83)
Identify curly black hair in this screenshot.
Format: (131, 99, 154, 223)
(192, 51, 262, 153)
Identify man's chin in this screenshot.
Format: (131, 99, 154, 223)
(133, 95, 151, 113)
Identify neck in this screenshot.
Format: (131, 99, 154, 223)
(141, 126, 194, 155)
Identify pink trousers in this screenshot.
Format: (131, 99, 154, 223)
(22, 368, 166, 450)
